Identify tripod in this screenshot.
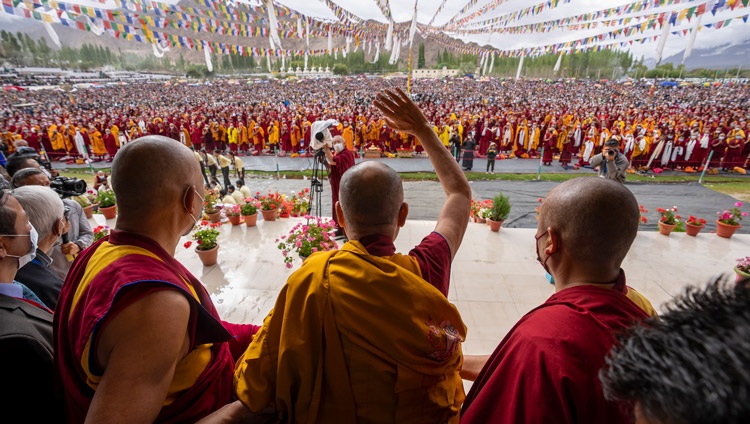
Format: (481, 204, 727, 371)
(307, 149, 328, 218)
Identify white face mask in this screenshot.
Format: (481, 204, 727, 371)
(333, 143, 344, 153)
(2, 224, 38, 269)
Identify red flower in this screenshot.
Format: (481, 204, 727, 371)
(196, 239, 202, 245)
(184, 241, 192, 248)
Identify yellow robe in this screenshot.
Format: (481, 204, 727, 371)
(342, 126, 354, 151)
(90, 130, 105, 156)
(268, 125, 280, 146)
(234, 241, 466, 423)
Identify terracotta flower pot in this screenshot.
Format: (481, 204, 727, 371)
(488, 219, 504, 232)
(658, 221, 676, 236)
(195, 245, 219, 266)
(82, 204, 94, 219)
(684, 223, 704, 237)
(716, 220, 740, 239)
(261, 208, 277, 222)
(735, 266, 750, 284)
(476, 217, 486, 224)
(243, 213, 258, 227)
(228, 215, 241, 226)
(100, 205, 117, 220)
(207, 210, 221, 223)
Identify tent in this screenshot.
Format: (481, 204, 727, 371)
(660, 81, 678, 87)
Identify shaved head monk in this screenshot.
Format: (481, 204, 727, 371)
(54, 136, 258, 423)
(234, 88, 472, 423)
(461, 177, 657, 424)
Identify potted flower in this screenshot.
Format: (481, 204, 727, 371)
(240, 198, 261, 227)
(96, 188, 117, 219)
(74, 194, 95, 219)
(473, 199, 491, 223)
(225, 204, 242, 226)
(638, 205, 648, 225)
(93, 225, 110, 242)
(203, 189, 221, 223)
(735, 256, 750, 283)
(187, 222, 221, 266)
(486, 193, 511, 232)
(276, 216, 339, 269)
(293, 189, 310, 217)
(716, 201, 746, 239)
(684, 215, 707, 237)
(656, 206, 681, 236)
(259, 191, 283, 222)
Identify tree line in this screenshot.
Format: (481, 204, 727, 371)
(1, 30, 746, 79)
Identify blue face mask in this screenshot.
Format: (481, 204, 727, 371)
(545, 272, 555, 285)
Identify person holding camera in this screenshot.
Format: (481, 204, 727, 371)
(323, 135, 355, 236)
(589, 138, 630, 184)
(10, 167, 93, 281)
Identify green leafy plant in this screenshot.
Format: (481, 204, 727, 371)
(686, 215, 707, 227)
(276, 216, 338, 269)
(93, 225, 109, 241)
(204, 188, 219, 214)
(225, 204, 241, 217)
(96, 188, 116, 208)
(487, 193, 511, 222)
(73, 194, 91, 207)
(258, 191, 283, 211)
(191, 223, 220, 251)
(240, 198, 261, 215)
(657, 206, 681, 225)
(717, 201, 746, 226)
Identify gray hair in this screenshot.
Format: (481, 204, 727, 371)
(12, 185, 64, 241)
(11, 168, 45, 188)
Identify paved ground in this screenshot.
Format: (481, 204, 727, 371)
(55, 154, 749, 234)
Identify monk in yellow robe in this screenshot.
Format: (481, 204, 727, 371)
(341, 121, 354, 151)
(89, 126, 106, 157)
(234, 88, 471, 423)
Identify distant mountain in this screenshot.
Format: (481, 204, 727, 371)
(0, 13, 452, 67)
(660, 38, 750, 69)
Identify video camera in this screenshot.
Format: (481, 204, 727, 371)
(50, 176, 87, 198)
(309, 119, 339, 153)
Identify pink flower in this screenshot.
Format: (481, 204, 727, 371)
(743, 212, 748, 217)
(311, 248, 318, 253)
(736, 201, 743, 208)
(285, 263, 293, 269)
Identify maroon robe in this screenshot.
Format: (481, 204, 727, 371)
(461, 274, 649, 424)
(103, 133, 117, 156)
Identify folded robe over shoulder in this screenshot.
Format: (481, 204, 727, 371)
(234, 240, 466, 423)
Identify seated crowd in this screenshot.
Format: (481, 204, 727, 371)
(0, 86, 747, 423)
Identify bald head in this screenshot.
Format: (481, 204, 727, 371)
(339, 161, 403, 230)
(540, 177, 639, 267)
(111, 136, 201, 218)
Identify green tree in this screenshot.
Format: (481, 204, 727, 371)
(417, 43, 425, 69)
(332, 63, 348, 75)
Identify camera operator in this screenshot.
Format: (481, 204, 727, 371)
(323, 135, 355, 237)
(590, 138, 629, 184)
(11, 168, 93, 281)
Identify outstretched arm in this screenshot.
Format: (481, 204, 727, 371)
(374, 88, 471, 259)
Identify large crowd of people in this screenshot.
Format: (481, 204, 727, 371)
(1, 77, 749, 173)
(1, 77, 749, 423)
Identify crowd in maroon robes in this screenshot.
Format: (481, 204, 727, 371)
(1, 77, 748, 172)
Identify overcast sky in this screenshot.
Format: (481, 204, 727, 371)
(277, 0, 750, 60)
(3, 0, 750, 61)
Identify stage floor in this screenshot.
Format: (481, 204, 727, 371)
(91, 214, 748, 359)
